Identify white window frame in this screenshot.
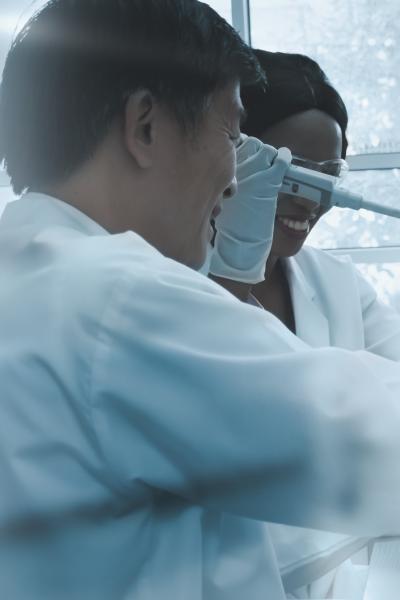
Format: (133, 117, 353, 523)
(328, 246, 400, 263)
(347, 153, 400, 171)
(330, 154, 400, 262)
(232, 0, 251, 44)
(328, 155, 400, 262)
(328, 153, 400, 262)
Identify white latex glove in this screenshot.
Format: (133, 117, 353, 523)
(209, 135, 292, 284)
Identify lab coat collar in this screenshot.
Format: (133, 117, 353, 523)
(284, 255, 330, 347)
(11, 192, 109, 237)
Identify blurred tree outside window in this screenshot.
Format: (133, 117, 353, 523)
(250, 0, 400, 155)
(356, 262, 400, 311)
(250, 0, 400, 310)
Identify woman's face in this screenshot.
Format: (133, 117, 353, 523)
(260, 108, 343, 258)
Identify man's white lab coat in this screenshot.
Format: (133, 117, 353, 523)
(266, 247, 400, 598)
(1, 192, 400, 600)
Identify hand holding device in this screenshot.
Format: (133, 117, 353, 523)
(209, 135, 292, 284)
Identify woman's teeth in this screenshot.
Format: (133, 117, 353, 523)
(277, 216, 310, 232)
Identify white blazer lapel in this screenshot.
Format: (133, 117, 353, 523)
(284, 257, 331, 347)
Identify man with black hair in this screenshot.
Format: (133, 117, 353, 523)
(0, 2, 400, 600)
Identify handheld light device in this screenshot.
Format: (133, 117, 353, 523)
(282, 163, 400, 219)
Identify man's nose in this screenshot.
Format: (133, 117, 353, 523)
(223, 176, 238, 200)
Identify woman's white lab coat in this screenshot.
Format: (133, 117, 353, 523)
(1, 193, 400, 600)
(265, 246, 400, 599)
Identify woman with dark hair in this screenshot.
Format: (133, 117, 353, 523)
(240, 50, 349, 329)
(215, 50, 400, 599)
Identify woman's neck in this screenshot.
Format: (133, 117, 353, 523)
(264, 253, 280, 283)
(252, 255, 296, 332)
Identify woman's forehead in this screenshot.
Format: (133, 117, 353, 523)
(260, 109, 342, 161)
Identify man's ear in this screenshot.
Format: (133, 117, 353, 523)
(124, 90, 156, 169)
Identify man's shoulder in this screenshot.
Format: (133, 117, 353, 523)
(51, 229, 230, 323)
(47, 229, 179, 308)
(64, 230, 213, 290)
(60, 229, 163, 281)
(0, 195, 232, 321)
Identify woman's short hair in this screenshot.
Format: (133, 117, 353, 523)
(241, 49, 348, 158)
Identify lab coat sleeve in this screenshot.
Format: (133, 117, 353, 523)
(89, 257, 400, 536)
(355, 267, 400, 361)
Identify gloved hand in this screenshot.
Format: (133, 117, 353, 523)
(209, 135, 292, 284)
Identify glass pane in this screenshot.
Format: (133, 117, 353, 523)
(250, 0, 400, 155)
(0, 1, 47, 76)
(204, 1, 232, 23)
(355, 262, 400, 311)
(306, 169, 400, 249)
(0, 186, 17, 218)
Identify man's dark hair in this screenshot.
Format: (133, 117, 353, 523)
(0, 0, 264, 194)
(241, 50, 348, 158)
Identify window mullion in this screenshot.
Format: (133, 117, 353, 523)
(231, 0, 251, 44)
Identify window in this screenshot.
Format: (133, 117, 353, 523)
(307, 170, 400, 250)
(0, 0, 43, 75)
(0, 1, 44, 211)
(0, 185, 16, 218)
(204, 1, 232, 23)
(249, 0, 400, 309)
(250, 0, 400, 155)
(356, 262, 400, 310)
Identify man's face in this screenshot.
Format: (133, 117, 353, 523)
(154, 81, 242, 269)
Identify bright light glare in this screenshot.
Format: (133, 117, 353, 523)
(0, 2, 47, 37)
(0, 15, 18, 35)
